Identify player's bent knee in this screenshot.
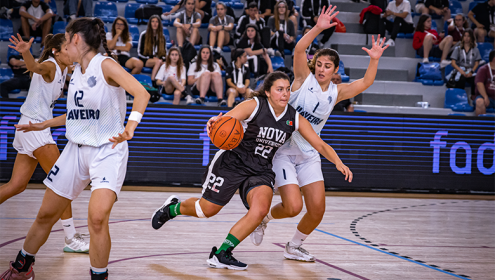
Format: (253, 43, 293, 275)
(88, 214, 108, 232)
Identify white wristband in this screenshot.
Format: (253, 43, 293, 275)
(129, 111, 143, 123)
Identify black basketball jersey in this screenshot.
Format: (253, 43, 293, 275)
(231, 96, 299, 172)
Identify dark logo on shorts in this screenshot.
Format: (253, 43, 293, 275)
(87, 76, 97, 88)
(100, 177, 109, 183)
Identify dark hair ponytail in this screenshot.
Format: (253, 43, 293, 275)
(253, 71, 290, 98)
(66, 17, 113, 57)
(38, 33, 66, 64)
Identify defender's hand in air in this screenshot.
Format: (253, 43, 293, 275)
(9, 34, 34, 54)
(15, 121, 45, 132)
(336, 163, 353, 182)
(362, 35, 389, 60)
(206, 112, 223, 136)
(315, 5, 339, 31)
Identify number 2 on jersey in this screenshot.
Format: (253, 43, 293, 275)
(255, 144, 273, 159)
(207, 174, 224, 193)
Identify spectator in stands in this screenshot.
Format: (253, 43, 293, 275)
(413, 14, 453, 68)
(156, 46, 186, 105)
(237, 24, 274, 77)
(187, 45, 225, 106)
(450, 29, 481, 97)
(423, 0, 450, 20)
(468, 0, 495, 44)
(268, 1, 296, 56)
(208, 2, 234, 54)
(331, 73, 354, 112)
(63, 0, 92, 20)
(0, 48, 31, 98)
(174, 0, 202, 48)
(162, 0, 186, 20)
(107, 17, 143, 74)
(138, 15, 167, 84)
(285, 0, 299, 32)
(226, 49, 252, 107)
(19, 0, 53, 46)
(300, 0, 335, 47)
(447, 14, 469, 45)
(236, 2, 266, 42)
(415, 0, 427, 14)
(244, 0, 274, 22)
(380, 0, 415, 47)
(196, 0, 212, 24)
(474, 49, 495, 116)
(302, 26, 319, 58)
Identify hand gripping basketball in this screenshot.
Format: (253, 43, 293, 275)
(208, 115, 244, 150)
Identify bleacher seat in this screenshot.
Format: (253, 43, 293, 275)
(136, 0, 158, 4)
(229, 2, 243, 9)
(284, 49, 292, 55)
(0, 68, 13, 84)
(42, 0, 57, 15)
(129, 25, 140, 48)
(133, 74, 152, 86)
(431, 20, 437, 31)
(444, 88, 474, 111)
(141, 67, 153, 73)
(164, 0, 179, 4)
(396, 33, 413, 39)
(211, 1, 216, 8)
(271, 56, 284, 70)
(444, 64, 454, 81)
(108, 0, 129, 2)
(125, 3, 141, 24)
(414, 62, 444, 86)
(0, 19, 14, 41)
(449, 0, 463, 16)
(53, 21, 67, 35)
(94, 2, 118, 23)
(338, 61, 350, 82)
(477, 42, 493, 62)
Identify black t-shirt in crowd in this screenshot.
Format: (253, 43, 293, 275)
(199, 0, 211, 15)
(8, 54, 29, 76)
(226, 62, 251, 88)
(424, 0, 449, 9)
(237, 37, 265, 51)
(472, 2, 495, 30)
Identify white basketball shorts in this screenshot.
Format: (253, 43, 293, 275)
(13, 115, 56, 159)
(272, 152, 324, 191)
(44, 140, 129, 201)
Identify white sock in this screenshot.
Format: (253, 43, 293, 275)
(91, 266, 107, 274)
(60, 218, 76, 239)
(263, 210, 275, 224)
(290, 229, 309, 247)
(21, 247, 35, 257)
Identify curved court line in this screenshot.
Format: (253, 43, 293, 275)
(314, 228, 470, 280)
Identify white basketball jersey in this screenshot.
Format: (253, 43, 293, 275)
(20, 57, 67, 122)
(277, 73, 338, 156)
(66, 54, 126, 147)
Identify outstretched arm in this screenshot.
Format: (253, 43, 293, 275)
(293, 6, 338, 89)
(15, 114, 67, 132)
(9, 34, 55, 77)
(298, 115, 352, 182)
(336, 35, 388, 103)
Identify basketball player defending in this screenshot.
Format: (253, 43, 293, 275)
(0, 33, 89, 254)
(151, 72, 352, 270)
(1, 18, 149, 280)
(250, 6, 389, 261)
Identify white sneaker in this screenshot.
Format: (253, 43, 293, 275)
(266, 48, 275, 56)
(161, 14, 171, 21)
(384, 39, 395, 47)
(422, 58, 430, 63)
(250, 220, 268, 246)
(440, 59, 451, 68)
(63, 233, 90, 253)
(284, 242, 315, 262)
(186, 95, 194, 105)
(215, 47, 222, 54)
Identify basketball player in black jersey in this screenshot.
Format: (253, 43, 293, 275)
(151, 72, 352, 270)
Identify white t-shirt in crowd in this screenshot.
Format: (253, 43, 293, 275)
(156, 64, 187, 82)
(386, 0, 413, 24)
(187, 62, 221, 79)
(106, 32, 131, 57)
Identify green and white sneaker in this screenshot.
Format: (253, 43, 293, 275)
(63, 233, 90, 253)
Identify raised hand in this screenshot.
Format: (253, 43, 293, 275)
(9, 34, 33, 54)
(315, 5, 339, 31)
(15, 121, 46, 132)
(362, 35, 389, 60)
(109, 130, 134, 149)
(336, 163, 353, 182)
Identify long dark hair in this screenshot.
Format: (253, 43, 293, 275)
(38, 33, 66, 64)
(144, 15, 166, 57)
(308, 48, 340, 75)
(241, 24, 260, 44)
(415, 14, 431, 32)
(253, 71, 290, 98)
(195, 45, 214, 72)
(231, 48, 245, 64)
(273, 0, 289, 32)
(461, 29, 476, 50)
(66, 17, 112, 57)
(165, 46, 184, 80)
(111, 16, 130, 44)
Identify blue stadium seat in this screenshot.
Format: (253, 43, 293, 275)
(444, 88, 474, 111)
(53, 21, 66, 34)
(449, 0, 463, 15)
(129, 25, 140, 47)
(294, 5, 300, 12)
(230, 2, 244, 9)
(284, 49, 292, 55)
(479, 114, 495, 117)
(108, 0, 129, 2)
(271, 56, 284, 70)
(431, 20, 437, 31)
(0, 19, 14, 41)
(0, 68, 13, 83)
(200, 23, 209, 28)
(448, 113, 466, 116)
(164, 28, 170, 43)
(296, 34, 318, 45)
(338, 61, 350, 82)
(125, 3, 141, 24)
(136, 0, 158, 4)
(478, 42, 493, 62)
(94, 2, 118, 23)
(396, 33, 413, 39)
(141, 67, 153, 73)
(42, 0, 57, 15)
(164, 0, 179, 4)
(444, 64, 454, 81)
(7, 47, 32, 61)
(123, 67, 131, 72)
(211, 1, 216, 8)
(133, 74, 152, 86)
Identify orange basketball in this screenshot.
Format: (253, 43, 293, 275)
(210, 116, 244, 150)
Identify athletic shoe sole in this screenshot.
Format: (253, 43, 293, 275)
(63, 247, 89, 254)
(206, 257, 248, 271)
(283, 253, 315, 262)
(151, 195, 181, 229)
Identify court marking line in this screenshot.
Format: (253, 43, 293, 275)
(314, 228, 471, 280)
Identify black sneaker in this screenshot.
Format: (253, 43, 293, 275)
(206, 247, 248, 270)
(90, 269, 108, 280)
(151, 195, 180, 230)
(218, 100, 227, 107)
(195, 98, 205, 105)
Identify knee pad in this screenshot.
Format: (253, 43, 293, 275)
(195, 199, 206, 218)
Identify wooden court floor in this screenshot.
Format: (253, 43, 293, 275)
(0, 187, 494, 280)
